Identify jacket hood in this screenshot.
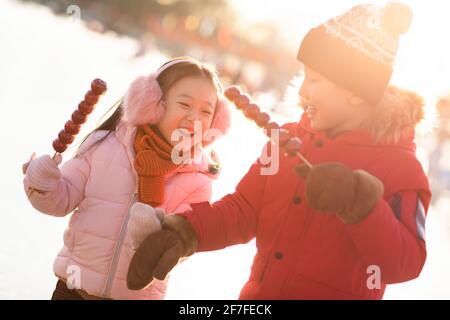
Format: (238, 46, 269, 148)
(365, 85, 433, 145)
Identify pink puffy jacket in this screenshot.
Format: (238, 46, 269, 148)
(23, 121, 216, 299)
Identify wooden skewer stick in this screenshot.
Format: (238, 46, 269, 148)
(296, 152, 313, 169)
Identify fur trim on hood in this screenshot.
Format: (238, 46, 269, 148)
(367, 85, 434, 144)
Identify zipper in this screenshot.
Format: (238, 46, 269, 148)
(102, 193, 137, 297)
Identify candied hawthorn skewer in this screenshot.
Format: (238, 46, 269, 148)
(224, 86, 312, 168)
(51, 78, 107, 155)
(28, 79, 107, 197)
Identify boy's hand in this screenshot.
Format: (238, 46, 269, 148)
(295, 162, 384, 224)
(127, 229, 186, 290)
(127, 215, 198, 290)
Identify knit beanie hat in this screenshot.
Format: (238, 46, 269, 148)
(297, 2, 413, 105)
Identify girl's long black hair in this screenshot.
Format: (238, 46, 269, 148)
(74, 98, 123, 155)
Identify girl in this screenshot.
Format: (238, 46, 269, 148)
(127, 3, 432, 299)
(22, 57, 231, 300)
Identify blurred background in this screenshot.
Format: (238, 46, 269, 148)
(1, 0, 450, 299)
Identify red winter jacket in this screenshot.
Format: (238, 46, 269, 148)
(180, 108, 431, 300)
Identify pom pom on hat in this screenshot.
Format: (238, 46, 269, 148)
(382, 2, 413, 36)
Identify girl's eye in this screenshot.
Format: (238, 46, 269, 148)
(202, 110, 213, 115)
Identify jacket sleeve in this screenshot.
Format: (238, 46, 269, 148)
(178, 145, 271, 252)
(172, 177, 213, 214)
(344, 190, 428, 283)
(24, 154, 91, 217)
(22, 132, 108, 217)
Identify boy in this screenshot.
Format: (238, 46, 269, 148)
(127, 2, 430, 299)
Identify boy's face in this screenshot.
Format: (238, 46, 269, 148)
(299, 67, 363, 136)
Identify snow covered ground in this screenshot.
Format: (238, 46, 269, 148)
(1, 0, 449, 299)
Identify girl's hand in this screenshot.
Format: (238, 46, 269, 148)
(295, 162, 384, 224)
(24, 153, 62, 193)
(22, 152, 37, 175)
(128, 202, 165, 250)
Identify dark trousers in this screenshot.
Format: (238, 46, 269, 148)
(51, 280, 85, 300)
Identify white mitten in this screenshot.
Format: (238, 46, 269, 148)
(128, 202, 164, 249)
(25, 153, 62, 192)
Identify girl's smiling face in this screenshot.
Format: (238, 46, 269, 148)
(299, 67, 370, 137)
(156, 76, 218, 147)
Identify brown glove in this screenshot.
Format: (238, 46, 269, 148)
(127, 215, 198, 290)
(294, 162, 384, 224)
